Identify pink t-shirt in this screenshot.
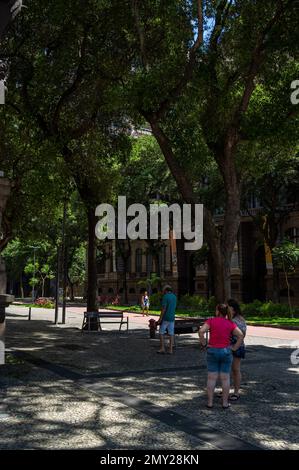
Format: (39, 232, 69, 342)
(205, 317, 237, 348)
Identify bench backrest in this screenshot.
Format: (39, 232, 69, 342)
(98, 312, 123, 319)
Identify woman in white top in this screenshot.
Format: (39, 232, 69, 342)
(141, 291, 150, 316)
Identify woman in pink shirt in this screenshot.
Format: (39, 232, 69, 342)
(199, 304, 244, 409)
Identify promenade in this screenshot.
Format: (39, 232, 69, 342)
(0, 305, 298, 450)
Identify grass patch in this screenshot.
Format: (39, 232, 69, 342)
(106, 305, 298, 327)
(246, 317, 299, 327)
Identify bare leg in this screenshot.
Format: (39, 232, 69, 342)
(207, 372, 218, 407)
(159, 334, 165, 352)
(220, 373, 230, 407)
(168, 335, 174, 354)
(232, 357, 241, 395)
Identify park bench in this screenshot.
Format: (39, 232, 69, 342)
(174, 318, 207, 335)
(82, 311, 129, 332)
(149, 316, 208, 340)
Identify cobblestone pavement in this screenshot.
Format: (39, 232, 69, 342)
(0, 306, 298, 450)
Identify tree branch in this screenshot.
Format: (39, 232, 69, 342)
(147, 0, 204, 121)
(52, 27, 91, 133)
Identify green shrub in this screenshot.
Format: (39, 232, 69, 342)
(149, 292, 163, 307)
(178, 294, 215, 314)
(241, 300, 299, 318)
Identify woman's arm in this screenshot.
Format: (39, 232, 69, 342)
(199, 323, 209, 346)
(231, 327, 244, 351)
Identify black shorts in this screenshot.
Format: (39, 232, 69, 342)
(233, 345, 245, 359)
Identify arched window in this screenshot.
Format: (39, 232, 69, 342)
(135, 248, 142, 273)
(285, 227, 299, 246)
(129, 287, 136, 294)
(108, 287, 114, 294)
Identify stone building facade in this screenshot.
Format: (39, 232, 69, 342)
(97, 208, 299, 306)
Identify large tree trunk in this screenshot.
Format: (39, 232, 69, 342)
(149, 119, 229, 303)
(217, 142, 242, 301)
(68, 279, 75, 302)
(86, 207, 98, 312)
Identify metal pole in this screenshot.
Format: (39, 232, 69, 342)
(62, 198, 67, 324)
(32, 248, 36, 303)
(54, 246, 60, 324)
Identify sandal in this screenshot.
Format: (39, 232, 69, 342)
(222, 404, 231, 409)
(206, 405, 213, 409)
(229, 394, 240, 401)
(156, 350, 165, 354)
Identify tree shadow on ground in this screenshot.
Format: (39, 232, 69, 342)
(1, 316, 298, 449)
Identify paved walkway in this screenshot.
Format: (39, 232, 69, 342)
(0, 305, 298, 450)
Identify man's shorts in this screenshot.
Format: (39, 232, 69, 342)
(206, 347, 233, 374)
(159, 321, 175, 336)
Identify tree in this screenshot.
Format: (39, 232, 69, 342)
(124, 0, 299, 301)
(67, 243, 86, 301)
(2, 0, 131, 311)
(273, 240, 299, 315)
(24, 261, 55, 298)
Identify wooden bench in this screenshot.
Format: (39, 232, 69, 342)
(82, 311, 129, 332)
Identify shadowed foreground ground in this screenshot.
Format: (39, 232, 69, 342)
(0, 306, 298, 450)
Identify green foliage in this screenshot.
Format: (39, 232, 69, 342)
(138, 273, 162, 291)
(273, 241, 299, 273)
(178, 294, 216, 314)
(68, 244, 86, 286)
(148, 292, 162, 307)
(241, 300, 299, 318)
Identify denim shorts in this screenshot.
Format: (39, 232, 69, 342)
(206, 347, 233, 374)
(159, 321, 175, 336)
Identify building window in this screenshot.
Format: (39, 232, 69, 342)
(129, 288, 136, 294)
(146, 253, 152, 274)
(108, 287, 114, 294)
(126, 255, 131, 272)
(285, 227, 299, 246)
(159, 245, 166, 273)
(135, 248, 142, 273)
